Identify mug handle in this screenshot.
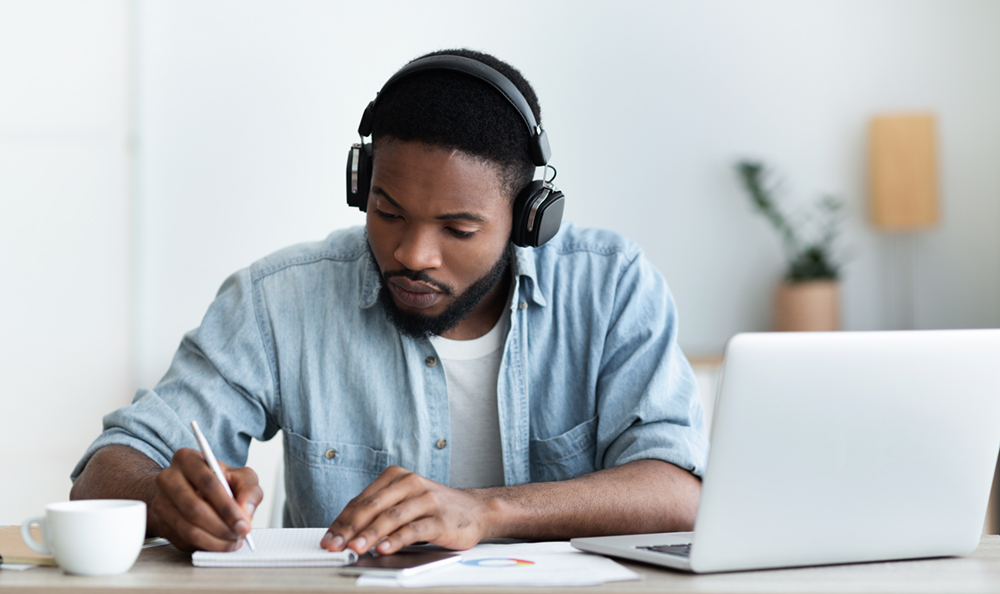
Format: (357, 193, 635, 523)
(20, 516, 50, 555)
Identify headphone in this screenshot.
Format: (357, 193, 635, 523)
(346, 55, 565, 248)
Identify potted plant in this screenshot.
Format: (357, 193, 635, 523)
(735, 161, 846, 331)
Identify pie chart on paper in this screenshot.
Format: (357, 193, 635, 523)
(460, 558, 535, 568)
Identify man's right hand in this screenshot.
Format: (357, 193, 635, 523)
(150, 448, 263, 552)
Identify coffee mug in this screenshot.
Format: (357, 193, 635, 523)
(21, 499, 147, 576)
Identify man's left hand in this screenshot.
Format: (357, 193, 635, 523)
(320, 465, 495, 555)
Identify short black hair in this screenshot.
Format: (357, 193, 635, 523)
(370, 48, 541, 201)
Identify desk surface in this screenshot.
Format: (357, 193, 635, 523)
(3, 535, 1000, 594)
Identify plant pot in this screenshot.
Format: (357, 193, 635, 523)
(773, 280, 840, 332)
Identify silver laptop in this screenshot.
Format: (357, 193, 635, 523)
(572, 330, 1000, 573)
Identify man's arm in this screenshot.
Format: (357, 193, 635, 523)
(321, 459, 699, 555)
(71, 444, 263, 552)
(70, 445, 161, 525)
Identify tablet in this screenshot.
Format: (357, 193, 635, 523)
(338, 550, 460, 577)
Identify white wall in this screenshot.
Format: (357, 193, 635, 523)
(128, 1, 1000, 522)
(3, 0, 999, 525)
(0, 0, 130, 525)
(132, 0, 1000, 386)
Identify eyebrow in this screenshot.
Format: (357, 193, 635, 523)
(373, 187, 488, 223)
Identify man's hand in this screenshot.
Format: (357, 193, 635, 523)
(320, 466, 495, 555)
(150, 448, 263, 552)
(318, 459, 699, 555)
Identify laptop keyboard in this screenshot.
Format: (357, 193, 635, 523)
(638, 544, 692, 557)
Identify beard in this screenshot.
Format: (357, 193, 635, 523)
(365, 238, 513, 339)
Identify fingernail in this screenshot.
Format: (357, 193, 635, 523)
(331, 535, 344, 550)
(378, 541, 391, 553)
(350, 536, 366, 551)
(244, 503, 256, 517)
(235, 520, 249, 535)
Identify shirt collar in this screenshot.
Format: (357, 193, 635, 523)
(359, 250, 381, 310)
(513, 245, 547, 308)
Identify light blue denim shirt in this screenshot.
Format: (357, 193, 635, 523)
(72, 222, 708, 528)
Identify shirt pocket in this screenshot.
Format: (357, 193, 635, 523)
(282, 430, 395, 527)
(529, 416, 598, 482)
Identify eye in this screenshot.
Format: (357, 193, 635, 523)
(375, 209, 400, 222)
(447, 227, 476, 239)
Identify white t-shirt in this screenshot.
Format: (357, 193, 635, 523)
(428, 310, 509, 489)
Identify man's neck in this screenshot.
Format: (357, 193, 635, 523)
(439, 273, 512, 341)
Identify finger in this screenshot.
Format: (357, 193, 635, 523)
(156, 464, 241, 541)
(338, 466, 408, 518)
(375, 517, 441, 555)
(339, 473, 438, 554)
(337, 470, 427, 552)
(352, 490, 439, 556)
(175, 449, 252, 537)
(322, 466, 411, 550)
(154, 493, 243, 552)
(225, 464, 263, 520)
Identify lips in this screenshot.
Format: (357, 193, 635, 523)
(388, 278, 442, 309)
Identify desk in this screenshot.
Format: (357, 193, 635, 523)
(3, 535, 1000, 594)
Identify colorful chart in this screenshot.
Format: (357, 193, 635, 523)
(460, 557, 535, 568)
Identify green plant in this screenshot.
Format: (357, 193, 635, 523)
(735, 161, 845, 281)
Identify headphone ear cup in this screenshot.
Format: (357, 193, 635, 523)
(345, 143, 373, 211)
(510, 180, 541, 247)
(511, 180, 565, 248)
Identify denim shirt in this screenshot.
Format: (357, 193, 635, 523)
(72, 223, 708, 528)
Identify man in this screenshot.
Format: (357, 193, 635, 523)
(70, 49, 708, 557)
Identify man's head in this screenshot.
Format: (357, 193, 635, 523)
(363, 50, 542, 339)
(369, 48, 542, 203)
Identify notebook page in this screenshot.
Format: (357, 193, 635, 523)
(192, 528, 357, 567)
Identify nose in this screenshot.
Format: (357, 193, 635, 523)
(393, 225, 442, 272)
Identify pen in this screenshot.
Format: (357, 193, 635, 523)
(189, 420, 256, 552)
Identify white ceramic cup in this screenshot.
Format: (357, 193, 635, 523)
(20, 499, 147, 576)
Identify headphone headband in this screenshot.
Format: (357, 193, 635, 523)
(357, 55, 551, 167)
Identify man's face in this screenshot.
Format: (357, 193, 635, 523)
(365, 140, 514, 339)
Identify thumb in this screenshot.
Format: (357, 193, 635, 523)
(229, 467, 263, 522)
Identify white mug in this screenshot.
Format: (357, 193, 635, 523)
(20, 499, 147, 576)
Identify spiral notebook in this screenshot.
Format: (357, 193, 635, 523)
(192, 528, 358, 567)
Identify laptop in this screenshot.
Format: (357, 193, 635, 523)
(572, 330, 1000, 573)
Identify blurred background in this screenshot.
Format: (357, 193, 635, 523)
(2, 0, 998, 526)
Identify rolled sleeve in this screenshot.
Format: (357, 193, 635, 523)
(72, 268, 279, 481)
(595, 249, 709, 477)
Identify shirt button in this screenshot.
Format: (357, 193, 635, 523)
(426, 356, 437, 367)
(324, 449, 337, 460)
(519, 301, 528, 310)
(435, 438, 447, 450)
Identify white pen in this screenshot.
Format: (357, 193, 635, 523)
(189, 420, 256, 552)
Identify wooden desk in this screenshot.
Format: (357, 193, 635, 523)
(3, 535, 1000, 594)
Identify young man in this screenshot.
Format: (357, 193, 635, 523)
(70, 49, 708, 556)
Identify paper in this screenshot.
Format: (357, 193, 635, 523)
(192, 528, 357, 567)
(142, 537, 171, 549)
(355, 541, 640, 587)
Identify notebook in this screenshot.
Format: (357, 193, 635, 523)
(573, 330, 1000, 573)
(192, 528, 357, 567)
(0, 525, 56, 568)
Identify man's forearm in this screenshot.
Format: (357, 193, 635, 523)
(477, 459, 700, 541)
(70, 445, 164, 537)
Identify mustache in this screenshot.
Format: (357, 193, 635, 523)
(382, 268, 454, 296)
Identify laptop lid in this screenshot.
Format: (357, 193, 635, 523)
(573, 330, 1000, 572)
(688, 330, 1000, 572)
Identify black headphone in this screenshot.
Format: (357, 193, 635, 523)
(345, 55, 565, 248)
